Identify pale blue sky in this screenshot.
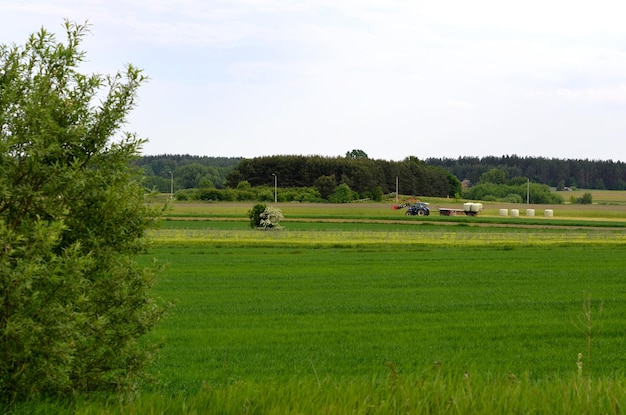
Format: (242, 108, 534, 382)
(2, 1, 626, 161)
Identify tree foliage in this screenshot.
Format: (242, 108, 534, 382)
(248, 204, 267, 228)
(137, 154, 626, 197)
(463, 180, 564, 204)
(573, 192, 593, 204)
(479, 168, 508, 184)
(0, 22, 164, 401)
(136, 155, 242, 192)
(247, 204, 283, 229)
(329, 183, 356, 203)
(345, 149, 368, 159)
(314, 175, 337, 199)
(227, 155, 459, 199)
(427, 155, 626, 190)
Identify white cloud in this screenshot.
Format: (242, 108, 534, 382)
(445, 100, 474, 111)
(528, 84, 626, 105)
(2, 0, 626, 161)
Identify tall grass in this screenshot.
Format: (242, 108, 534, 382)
(8, 371, 626, 414)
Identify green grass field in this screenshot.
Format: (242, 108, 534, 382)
(8, 198, 626, 414)
(144, 243, 626, 387)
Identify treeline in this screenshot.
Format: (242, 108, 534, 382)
(136, 153, 460, 201)
(134, 155, 243, 192)
(464, 173, 563, 204)
(224, 155, 461, 199)
(426, 155, 626, 190)
(136, 153, 626, 202)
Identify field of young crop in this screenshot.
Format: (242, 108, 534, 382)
(143, 243, 626, 384)
(9, 198, 626, 414)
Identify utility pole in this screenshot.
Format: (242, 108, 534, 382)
(272, 173, 277, 203)
(396, 176, 399, 203)
(170, 170, 174, 199)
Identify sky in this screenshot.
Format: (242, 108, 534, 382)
(2, 1, 626, 162)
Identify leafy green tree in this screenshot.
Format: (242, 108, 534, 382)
(345, 149, 368, 159)
(371, 186, 384, 202)
(237, 180, 252, 190)
(329, 183, 355, 203)
(225, 169, 245, 188)
(479, 168, 508, 184)
(315, 174, 337, 200)
(0, 22, 165, 401)
(248, 203, 267, 228)
(176, 162, 214, 189)
(445, 172, 462, 197)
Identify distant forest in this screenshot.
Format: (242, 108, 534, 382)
(425, 155, 626, 190)
(136, 153, 626, 197)
(135, 155, 243, 193)
(135, 153, 460, 199)
(226, 154, 461, 198)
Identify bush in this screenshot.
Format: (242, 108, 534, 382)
(503, 193, 523, 204)
(248, 204, 284, 229)
(175, 189, 198, 201)
(329, 183, 356, 203)
(259, 206, 284, 230)
(198, 188, 222, 201)
(0, 22, 165, 402)
(464, 183, 563, 204)
(574, 192, 593, 204)
(248, 204, 267, 228)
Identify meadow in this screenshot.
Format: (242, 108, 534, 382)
(8, 195, 626, 414)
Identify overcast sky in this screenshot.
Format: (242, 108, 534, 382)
(2, 1, 626, 161)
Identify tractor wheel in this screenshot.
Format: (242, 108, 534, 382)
(405, 211, 412, 216)
(417, 209, 425, 216)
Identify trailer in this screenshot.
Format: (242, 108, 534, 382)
(438, 203, 483, 217)
(438, 208, 465, 216)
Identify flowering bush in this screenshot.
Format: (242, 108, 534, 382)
(259, 206, 284, 230)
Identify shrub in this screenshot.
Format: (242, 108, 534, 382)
(574, 192, 593, 204)
(248, 204, 267, 228)
(259, 206, 284, 230)
(329, 183, 356, 203)
(175, 189, 198, 201)
(198, 188, 222, 201)
(0, 22, 165, 402)
(503, 193, 523, 203)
